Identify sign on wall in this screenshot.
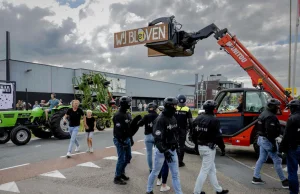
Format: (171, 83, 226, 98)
(186, 95, 195, 107)
(114, 23, 169, 48)
(0, 81, 16, 110)
(106, 77, 126, 94)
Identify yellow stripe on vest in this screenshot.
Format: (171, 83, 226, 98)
(177, 106, 189, 112)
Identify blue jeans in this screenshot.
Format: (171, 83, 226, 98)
(145, 134, 155, 171)
(113, 137, 132, 177)
(253, 136, 286, 181)
(145, 134, 169, 183)
(67, 126, 80, 153)
(147, 148, 183, 194)
(287, 146, 300, 194)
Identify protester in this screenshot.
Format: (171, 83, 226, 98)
(84, 110, 96, 153)
(63, 99, 86, 158)
(44, 93, 60, 122)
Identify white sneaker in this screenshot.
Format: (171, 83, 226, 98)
(75, 145, 80, 152)
(86, 148, 90, 153)
(66, 152, 71, 158)
(160, 185, 170, 192)
(156, 178, 162, 186)
(90, 148, 93, 153)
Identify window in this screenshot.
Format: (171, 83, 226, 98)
(132, 99, 137, 107)
(245, 91, 272, 112)
(217, 91, 243, 112)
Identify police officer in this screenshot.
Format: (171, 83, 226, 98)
(137, 102, 159, 172)
(191, 100, 229, 194)
(175, 94, 193, 167)
(113, 96, 133, 185)
(146, 97, 183, 194)
(252, 98, 289, 188)
(279, 99, 300, 194)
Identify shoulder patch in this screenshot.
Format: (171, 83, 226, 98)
(116, 123, 121, 127)
(155, 130, 161, 136)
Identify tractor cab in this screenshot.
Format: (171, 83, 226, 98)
(214, 88, 273, 145)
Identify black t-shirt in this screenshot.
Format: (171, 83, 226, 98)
(66, 108, 84, 127)
(85, 117, 95, 132)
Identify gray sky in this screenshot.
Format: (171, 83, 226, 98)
(0, 0, 299, 90)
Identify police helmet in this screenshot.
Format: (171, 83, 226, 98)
(147, 102, 157, 110)
(163, 97, 178, 107)
(119, 96, 131, 107)
(267, 98, 281, 106)
(177, 94, 186, 104)
(203, 100, 217, 110)
(287, 99, 300, 113)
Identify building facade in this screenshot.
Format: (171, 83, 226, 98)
(0, 60, 195, 111)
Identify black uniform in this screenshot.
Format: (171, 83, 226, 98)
(256, 109, 281, 149)
(113, 110, 132, 143)
(280, 110, 300, 151)
(175, 105, 193, 164)
(153, 112, 179, 153)
(192, 113, 222, 148)
(138, 110, 158, 135)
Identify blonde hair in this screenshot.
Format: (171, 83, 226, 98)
(86, 109, 92, 113)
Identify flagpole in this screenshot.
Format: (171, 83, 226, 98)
(292, 0, 299, 97)
(288, 0, 292, 88)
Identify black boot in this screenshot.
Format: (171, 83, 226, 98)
(217, 190, 229, 194)
(114, 176, 127, 185)
(120, 174, 129, 181)
(179, 161, 185, 167)
(146, 191, 154, 194)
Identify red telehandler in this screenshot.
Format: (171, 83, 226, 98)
(144, 16, 294, 156)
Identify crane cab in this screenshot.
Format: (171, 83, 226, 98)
(214, 88, 274, 147)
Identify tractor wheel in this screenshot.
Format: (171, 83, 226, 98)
(10, 125, 31, 146)
(96, 118, 105, 131)
(50, 108, 71, 139)
(0, 130, 10, 144)
(105, 120, 111, 128)
(31, 128, 53, 139)
(184, 131, 199, 155)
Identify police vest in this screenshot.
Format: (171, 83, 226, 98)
(175, 106, 190, 129)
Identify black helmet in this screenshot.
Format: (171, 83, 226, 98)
(203, 100, 217, 111)
(177, 94, 186, 104)
(267, 98, 281, 113)
(163, 97, 178, 107)
(287, 99, 300, 113)
(119, 96, 131, 107)
(267, 98, 281, 106)
(147, 102, 157, 110)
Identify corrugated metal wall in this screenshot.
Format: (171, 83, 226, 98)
(9, 60, 195, 98)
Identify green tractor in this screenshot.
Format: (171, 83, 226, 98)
(0, 72, 114, 146)
(0, 105, 71, 145)
(72, 71, 115, 131)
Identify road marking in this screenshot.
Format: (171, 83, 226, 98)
(104, 156, 118, 160)
(0, 181, 20, 193)
(226, 155, 280, 181)
(77, 162, 101, 168)
(0, 163, 30, 171)
(105, 146, 115, 149)
(137, 140, 144, 142)
(60, 152, 85, 158)
(40, 170, 66, 179)
(35, 145, 41, 148)
(132, 151, 145, 155)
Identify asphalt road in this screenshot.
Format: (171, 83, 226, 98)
(0, 127, 294, 194)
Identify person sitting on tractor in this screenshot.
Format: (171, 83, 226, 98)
(44, 93, 60, 122)
(221, 94, 243, 113)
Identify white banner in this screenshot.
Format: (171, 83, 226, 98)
(0, 81, 15, 110)
(107, 77, 126, 94)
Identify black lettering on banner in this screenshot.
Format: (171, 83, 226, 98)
(0, 84, 11, 94)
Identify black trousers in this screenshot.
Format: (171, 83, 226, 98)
(177, 133, 186, 163)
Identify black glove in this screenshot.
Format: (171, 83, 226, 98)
(130, 137, 134, 147)
(164, 151, 173, 163)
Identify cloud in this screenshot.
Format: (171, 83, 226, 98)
(0, 0, 300, 92)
